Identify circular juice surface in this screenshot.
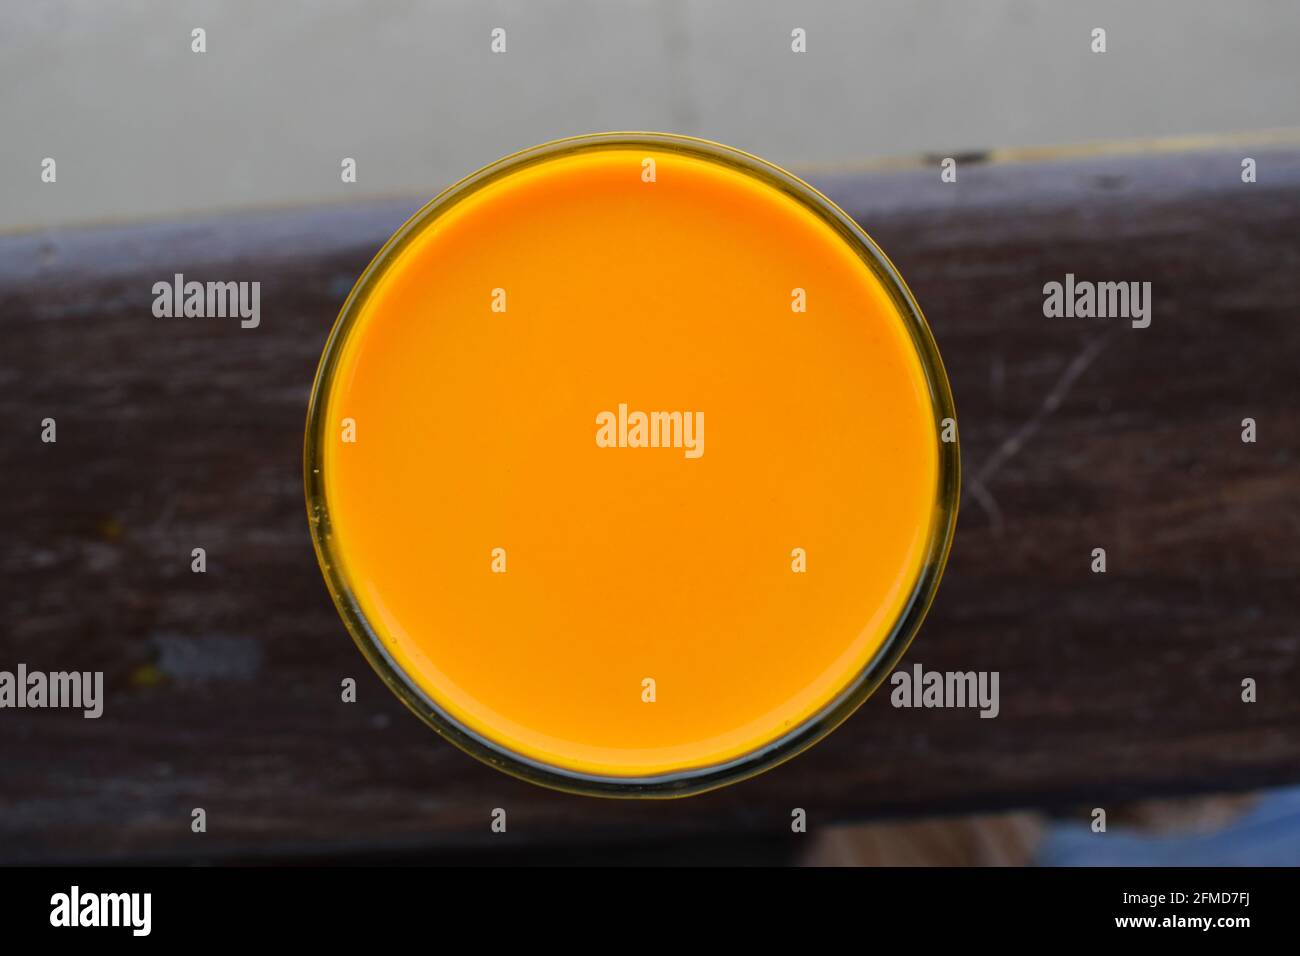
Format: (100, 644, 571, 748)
(314, 137, 949, 786)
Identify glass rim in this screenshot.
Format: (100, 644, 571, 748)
(304, 131, 961, 798)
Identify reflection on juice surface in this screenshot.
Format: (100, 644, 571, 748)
(313, 136, 952, 787)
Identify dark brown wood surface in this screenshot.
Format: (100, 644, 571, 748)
(2, 144, 1298, 863)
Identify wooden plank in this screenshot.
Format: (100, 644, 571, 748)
(1, 144, 1298, 863)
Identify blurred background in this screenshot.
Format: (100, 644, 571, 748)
(2, 1, 1298, 866)
(4, 0, 1300, 231)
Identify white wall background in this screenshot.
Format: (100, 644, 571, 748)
(3, 0, 1298, 231)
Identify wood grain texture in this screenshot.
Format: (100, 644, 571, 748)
(1, 145, 1297, 863)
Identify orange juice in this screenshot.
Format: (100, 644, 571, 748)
(306, 134, 958, 795)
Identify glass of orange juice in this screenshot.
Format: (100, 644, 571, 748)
(305, 133, 958, 796)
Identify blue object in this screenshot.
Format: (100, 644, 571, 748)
(1036, 786, 1300, 866)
